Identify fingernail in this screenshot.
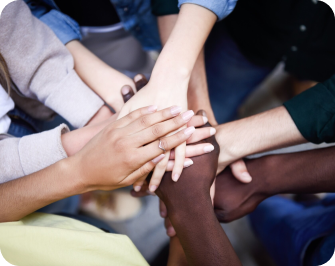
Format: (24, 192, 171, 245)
(196, 110, 207, 117)
(210, 127, 216, 136)
(149, 185, 157, 192)
(134, 74, 143, 82)
(182, 110, 194, 121)
(184, 160, 193, 168)
(204, 145, 214, 153)
(134, 186, 142, 192)
(203, 116, 208, 124)
(146, 189, 156, 196)
(170, 106, 182, 116)
(121, 85, 131, 95)
(172, 173, 180, 182)
(160, 211, 166, 217)
(240, 172, 252, 183)
(167, 227, 176, 236)
(152, 154, 165, 164)
(184, 126, 195, 136)
(147, 105, 158, 113)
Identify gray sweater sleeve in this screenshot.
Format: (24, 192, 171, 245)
(0, 124, 69, 184)
(0, 0, 104, 128)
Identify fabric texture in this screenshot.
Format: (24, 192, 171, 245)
(0, 85, 14, 134)
(0, 213, 149, 266)
(178, 0, 237, 20)
(0, 0, 104, 129)
(284, 75, 335, 144)
(25, 0, 162, 51)
(0, 124, 69, 184)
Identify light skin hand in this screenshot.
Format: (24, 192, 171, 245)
(66, 40, 135, 112)
(118, 4, 217, 185)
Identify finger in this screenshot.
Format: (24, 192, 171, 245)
(171, 142, 186, 182)
(186, 127, 216, 144)
(134, 74, 148, 91)
(196, 109, 207, 118)
(130, 182, 150, 197)
(121, 85, 135, 103)
(230, 160, 252, 183)
(139, 127, 195, 164)
(160, 200, 167, 218)
(131, 110, 194, 146)
(169, 143, 215, 159)
(115, 105, 158, 128)
(166, 158, 193, 171)
(165, 218, 176, 237)
(210, 180, 216, 205)
(148, 151, 170, 192)
(125, 106, 186, 138)
(187, 115, 208, 127)
(127, 154, 165, 187)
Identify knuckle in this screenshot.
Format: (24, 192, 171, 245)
(172, 116, 182, 126)
(159, 138, 169, 151)
(152, 125, 162, 137)
(139, 116, 150, 128)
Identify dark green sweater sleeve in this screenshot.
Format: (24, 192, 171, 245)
(283, 75, 335, 144)
(151, 0, 179, 16)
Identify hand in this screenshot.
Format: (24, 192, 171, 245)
(71, 106, 197, 191)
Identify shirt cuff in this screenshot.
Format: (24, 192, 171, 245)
(18, 124, 69, 176)
(39, 9, 81, 44)
(283, 78, 335, 144)
(44, 69, 105, 128)
(178, 0, 237, 20)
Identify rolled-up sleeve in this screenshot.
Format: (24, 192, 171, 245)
(178, 0, 237, 20)
(24, 0, 81, 44)
(284, 75, 335, 144)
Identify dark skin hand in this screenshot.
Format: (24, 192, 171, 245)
(148, 117, 241, 266)
(214, 146, 335, 223)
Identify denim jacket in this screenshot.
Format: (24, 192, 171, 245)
(24, 0, 162, 51)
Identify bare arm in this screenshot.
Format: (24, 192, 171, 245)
(158, 15, 217, 125)
(216, 106, 306, 173)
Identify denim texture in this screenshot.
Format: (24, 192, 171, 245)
(24, 0, 162, 50)
(249, 195, 335, 266)
(205, 21, 273, 123)
(178, 0, 237, 20)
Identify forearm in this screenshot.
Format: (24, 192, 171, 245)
(168, 195, 241, 266)
(167, 237, 188, 266)
(217, 106, 306, 166)
(152, 4, 216, 87)
(158, 15, 216, 124)
(0, 157, 86, 223)
(66, 40, 134, 108)
(256, 146, 335, 195)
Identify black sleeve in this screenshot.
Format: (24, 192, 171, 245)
(151, 0, 179, 16)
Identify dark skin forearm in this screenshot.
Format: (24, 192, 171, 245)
(155, 122, 241, 266)
(214, 146, 335, 223)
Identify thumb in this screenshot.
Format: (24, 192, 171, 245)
(230, 160, 252, 183)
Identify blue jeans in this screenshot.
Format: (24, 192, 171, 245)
(7, 107, 79, 214)
(249, 195, 335, 266)
(205, 21, 273, 123)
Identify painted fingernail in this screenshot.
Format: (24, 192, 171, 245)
(146, 189, 156, 196)
(147, 105, 158, 113)
(134, 186, 142, 192)
(182, 110, 194, 121)
(210, 127, 216, 136)
(149, 185, 157, 192)
(240, 172, 252, 183)
(152, 154, 165, 164)
(121, 85, 131, 95)
(184, 126, 195, 136)
(172, 173, 180, 182)
(204, 145, 214, 153)
(170, 106, 182, 116)
(203, 116, 208, 124)
(134, 74, 143, 82)
(184, 160, 193, 168)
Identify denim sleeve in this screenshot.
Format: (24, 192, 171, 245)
(24, 0, 81, 44)
(178, 0, 237, 20)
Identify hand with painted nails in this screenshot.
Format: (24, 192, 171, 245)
(72, 106, 196, 191)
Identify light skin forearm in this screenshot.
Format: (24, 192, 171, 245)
(158, 15, 216, 124)
(0, 157, 85, 223)
(66, 40, 134, 111)
(216, 106, 306, 170)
